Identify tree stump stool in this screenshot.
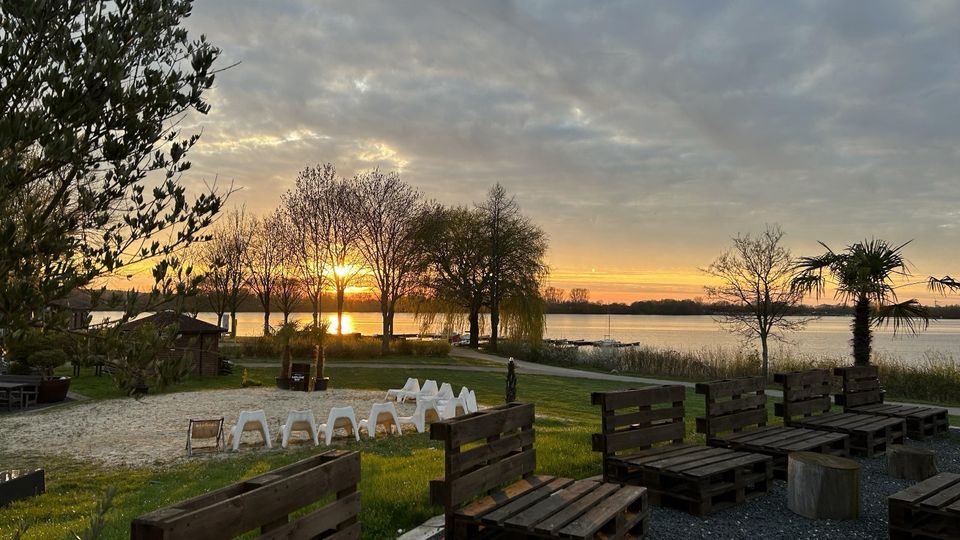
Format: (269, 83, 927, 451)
(887, 444, 938, 481)
(788, 451, 860, 520)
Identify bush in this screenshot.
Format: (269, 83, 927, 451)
(4, 329, 74, 375)
(27, 349, 68, 376)
(240, 369, 263, 387)
(392, 339, 451, 357)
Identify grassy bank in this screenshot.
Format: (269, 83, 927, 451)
(497, 341, 960, 406)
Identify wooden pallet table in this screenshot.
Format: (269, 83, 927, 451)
(695, 377, 850, 480)
(835, 366, 949, 440)
(774, 369, 906, 457)
(889, 472, 960, 540)
(430, 402, 649, 539)
(592, 385, 773, 516)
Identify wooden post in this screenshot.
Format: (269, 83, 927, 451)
(887, 444, 938, 481)
(787, 452, 860, 520)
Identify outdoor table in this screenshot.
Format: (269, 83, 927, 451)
(0, 382, 27, 412)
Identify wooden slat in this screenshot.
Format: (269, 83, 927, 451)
(480, 477, 574, 525)
(456, 476, 555, 520)
(775, 369, 831, 387)
(533, 483, 620, 535)
(557, 485, 646, 538)
(449, 430, 535, 475)
(599, 421, 685, 453)
(696, 377, 764, 398)
(256, 492, 360, 540)
(610, 405, 683, 428)
(845, 378, 881, 392)
(698, 407, 767, 436)
(448, 449, 537, 507)
(705, 394, 766, 416)
(919, 482, 960, 509)
(682, 452, 769, 478)
(776, 396, 832, 418)
(322, 521, 361, 540)
(835, 365, 878, 379)
(889, 473, 960, 504)
(432, 402, 534, 448)
(840, 390, 883, 408)
(592, 385, 684, 411)
(502, 480, 599, 530)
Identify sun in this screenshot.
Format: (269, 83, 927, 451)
(327, 313, 354, 334)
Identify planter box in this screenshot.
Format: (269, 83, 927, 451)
(37, 377, 71, 403)
(313, 377, 329, 391)
(0, 469, 44, 507)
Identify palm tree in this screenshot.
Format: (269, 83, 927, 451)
(791, 239, 929, 366)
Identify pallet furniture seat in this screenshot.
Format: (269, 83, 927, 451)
(774, 369, 906, 457)
(430, 402, 649, 539)
(318, 406, 360, 446)
(592, 385, 772, 515)
(888, 472, 960, 540)
(132, 450, 360, 539)
(385, 378, 419, 402)
(695, 377, 849, 480)
(834, 366, 949, 440)
(279, 410, 320, 448)
(358, 402, 401, 438)
(186, 418, 225, 456)
(227, 410, 272, 451)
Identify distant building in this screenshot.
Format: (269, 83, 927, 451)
(47, 298, 92, 331)
(121, 311, 227, 377)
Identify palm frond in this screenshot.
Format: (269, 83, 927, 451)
(873, 299, 930, 335)
(929, 275, 960, 295)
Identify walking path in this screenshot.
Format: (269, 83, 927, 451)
(239, 348, 960, 417)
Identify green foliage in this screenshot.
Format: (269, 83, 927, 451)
(69, 486, 115, 540)
(0, 0, 224, 340)
(4, 328, 75, 375)
(240, 369, 262, 388)
(26, 349, 68, 377)
(392, 339, 451, 357)
(109, 323, 190, 395)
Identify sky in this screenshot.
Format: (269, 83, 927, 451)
(170, 0, 960, 303)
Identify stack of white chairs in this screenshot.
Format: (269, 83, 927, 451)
(359, 402, 401, 438)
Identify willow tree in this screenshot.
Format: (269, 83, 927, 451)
(0, 0, 224, 339)
(351, 170, 428, 353)
(792, 239, 929, 366)
(702, 225, 809, 380)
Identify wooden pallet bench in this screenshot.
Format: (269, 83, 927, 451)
(131, 450, 360, 539)
(592, 385, 772, 515)
(774, 369, 906, 457)
(430, 402, 649, 539)
(835, 366, 949, 440)
(695, 376, 849, 480)
(889, 472, 960, 539)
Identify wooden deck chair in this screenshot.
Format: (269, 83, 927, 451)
(834, 366, 948, 440)
(186, 418, 224, 456)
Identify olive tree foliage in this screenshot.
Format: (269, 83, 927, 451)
(350, 169, 429, 353)
(0, 0, 224, 342)
(244, 209, 286, 335)
(702, 225, 809, 380)
(283, 164, 334, 328)
(195, 209, 249, 336)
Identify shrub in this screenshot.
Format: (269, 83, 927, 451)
(392, 339, 451, 357)
(240, 369, 263, 387)
(27, 349, 68, 376)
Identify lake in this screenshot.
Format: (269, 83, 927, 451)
(93, 311, 960, 364)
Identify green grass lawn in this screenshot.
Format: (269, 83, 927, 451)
(236, 354, 503, 368)
(7, 358, 956, 539)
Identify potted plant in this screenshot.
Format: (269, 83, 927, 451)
(4, 329, 73, 402)
(274, 322, 299, 390)
(30, 349, 71, 403)
(307, 321, 330, 391)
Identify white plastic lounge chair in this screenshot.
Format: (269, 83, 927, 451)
(398, 397, 442, 433)
(358, 402, 401, 438)
(467, 390, 478, 413)
(318, 406, 361, 446)
(227, 410, 272, 451)
(401, 379, 438, 403)
(279, 410, 319, 448)
(186, 418, 224, 456)
(435, 382, 454, 401)
(385, 378, 419, 402)
(439, 396, 468, 420)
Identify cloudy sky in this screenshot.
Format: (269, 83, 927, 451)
(177, 0, 960, 302)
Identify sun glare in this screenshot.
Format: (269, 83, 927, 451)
(327, 314, 354, 334)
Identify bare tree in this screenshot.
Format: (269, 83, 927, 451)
(702, 224, 810, 379)
(275, 275, 303, 325)
(569, 288, 590, 304)
(283, 164, 334, 328)
(351, 170, 429, 353)
(244, 209, 285, 335)
(543, 286, 566, 305)
(197, 209, 250, 336)
(274, 211, 304, 325)
(326, 178, 364, 335)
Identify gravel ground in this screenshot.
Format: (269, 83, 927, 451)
(0, 387, 422, 467)
(648, 433, 960, 539)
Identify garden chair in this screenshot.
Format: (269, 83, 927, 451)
(385, 377, 419, 402)
(318, 406, 360, 446)
(466, 390, 478, 413)
(401, 379, 438, 403)
(593, 385, 773, 515)
(695, 376, 849, 479)
(434, 382, 454, 401)
(279, 410, 319, 448)
(833, 366, 948, 440)
(398, 396, 442, 433)
(227, 410, 272, 451)
(186, 418, 224, 456)
(439, 396, 468, 419)
(358, 402, 401, 438)
(775, 369, 906, 456)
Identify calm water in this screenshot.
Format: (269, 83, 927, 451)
(94, 311, 960, 363)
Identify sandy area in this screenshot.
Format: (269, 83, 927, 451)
(0, 387, 422, 467)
